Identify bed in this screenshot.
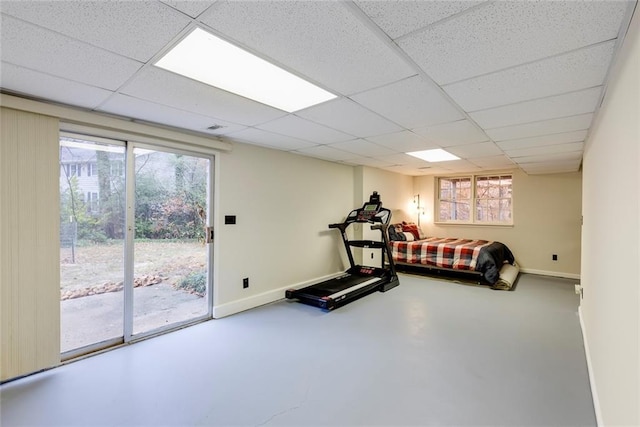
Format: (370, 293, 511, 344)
(388, 222, 519, 290)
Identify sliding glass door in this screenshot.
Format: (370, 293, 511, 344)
(131, 147, 211, 336)
(60, 135, 214, 356)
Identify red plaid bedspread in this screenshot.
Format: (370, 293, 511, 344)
(391, 237, 492, 271)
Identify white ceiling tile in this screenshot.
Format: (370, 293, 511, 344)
(439, 159, 483, 172)
(446, 142, 504, 159)
(297, 98, 402, 138)
(329, 139, 397, 157)
(351, 76, 464, 128)
(198, 1, 415, 95)
(469, 87, 602, 129)
(520, 159, 582, 174)
(257, 115, 353, 144)
(444, 41, 616, 111)
(469, 155, 516, 169)
(120, 67, 287, 126)
(97, 94, 247, 136)
(380, 165, 448, 176)
(226, 128, 316, 151)
(383, 153, 433, 166)
(1, 1, 191, 62)
(506, 141, 584, 158)
(293, 145, 359, 162)
(0, 15, 142, 90)
(0, 62, 113, 109)
(399, 1, 629, 84)
(486, 114, 593, 141)
(497, 130, 588, 151)
(378, 165, 417, 175)
(513, 151, 583, 165)
(365, 131, 439, 152)
(342, 156, 396, 168)
(355, 0, 487, 40)
(412, 120, 488, 146)
(160, 1, 216, 18)
(416, 166, 464, 175)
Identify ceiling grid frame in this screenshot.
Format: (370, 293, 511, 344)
(0, 0, 636, 176)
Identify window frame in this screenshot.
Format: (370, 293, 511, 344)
(435, 173, 514, 226)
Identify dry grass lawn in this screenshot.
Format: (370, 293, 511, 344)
(60, 240, 207, 293)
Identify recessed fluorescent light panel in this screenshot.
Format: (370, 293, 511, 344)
(407, 149, 460, 162)
(155, 28, 337, 112)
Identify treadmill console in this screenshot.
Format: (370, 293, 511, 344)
(342, 192, 389, 224)
(356, 202, 382, 222)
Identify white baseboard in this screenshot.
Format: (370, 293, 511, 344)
(579, 306, 603, 426)
(212, 272, 343, 318)
(519, 268, 580, 280)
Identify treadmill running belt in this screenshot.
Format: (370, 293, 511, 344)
(300, 274, 374, 297)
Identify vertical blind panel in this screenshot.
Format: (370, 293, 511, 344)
(1, 108, 60, 381)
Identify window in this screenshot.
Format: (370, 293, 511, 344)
(437, 174, 513, 225)
(86, 192, 99, 213)
(111, 160, 124, 177)
(438, 177, 471, 221)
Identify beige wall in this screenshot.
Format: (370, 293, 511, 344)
(361, 166, 414, 224)
(214, 142, 355, 315)
(1, 108, 61, 381)
(350, 166, 414, 264)
(414, 169, 582, 277)
(581, 7, 639, 426)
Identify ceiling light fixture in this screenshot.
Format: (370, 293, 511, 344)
(407, 149, 460, 162)
(155, 28, 337, 113)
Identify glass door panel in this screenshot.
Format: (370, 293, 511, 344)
(59, 136, 126, 353)
(132, 148, 210, 336)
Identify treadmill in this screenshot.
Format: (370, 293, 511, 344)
(285, 192, 399, 310)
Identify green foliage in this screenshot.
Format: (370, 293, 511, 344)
(134, 155, 206, 240)
(176, 271, 206, 296)
(60, 150, 208, 243)
(59, 176, 107, 243)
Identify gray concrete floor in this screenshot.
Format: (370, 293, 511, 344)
(0, 273, 594, 426)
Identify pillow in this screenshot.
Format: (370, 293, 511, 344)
(402, 221, 426, 240)
(388, 223, 406, 241)
(402, 232, 415, 242)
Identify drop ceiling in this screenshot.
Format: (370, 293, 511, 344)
(0, 0, 636, 176)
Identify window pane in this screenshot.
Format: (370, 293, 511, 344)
(487, 199, 500, 221)
(455, 201, 470, 221)
(133, 149, 209, 336)
(475, 174, 512, 223)
(439, 201, 453, 221)
(438, 177, 471, 221)
(458, 180, 471, 199)
(476, 199, 486, 221)
(60, 137, 125, 353)
(500, 199, 512, 221)
(500, 177, 512, 198)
